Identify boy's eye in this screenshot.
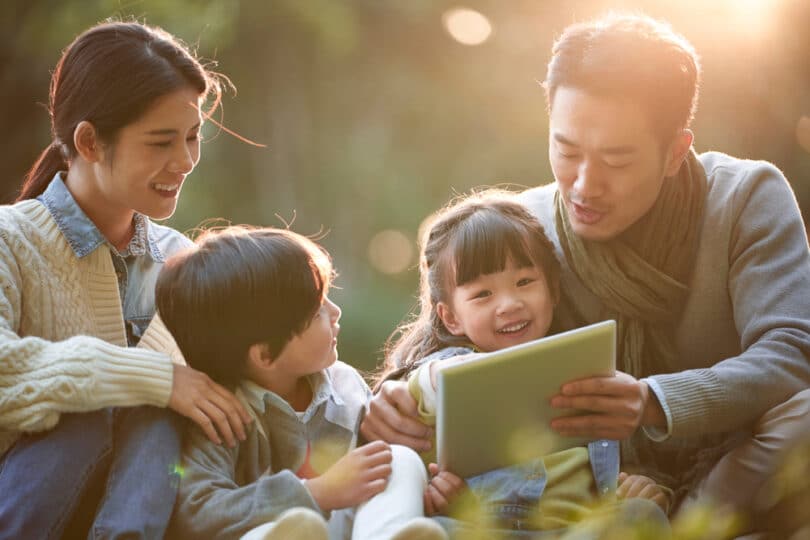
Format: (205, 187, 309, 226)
(148, 141, 172, 148)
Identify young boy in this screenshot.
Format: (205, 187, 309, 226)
(157, 226, 446, 540)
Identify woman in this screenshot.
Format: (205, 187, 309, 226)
(0, 21, 250, 539)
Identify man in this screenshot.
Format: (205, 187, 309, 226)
(362, 13, 810, 535)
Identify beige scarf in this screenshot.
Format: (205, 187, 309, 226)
(555, 150, 707, 378)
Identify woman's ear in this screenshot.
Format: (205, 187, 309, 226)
(73, 120, 104, 163)
(437, 301, 465, 336)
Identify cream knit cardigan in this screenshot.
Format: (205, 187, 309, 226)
(0, 199, 184, 456)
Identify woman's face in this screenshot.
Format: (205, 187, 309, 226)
(92, 86, 203, 221)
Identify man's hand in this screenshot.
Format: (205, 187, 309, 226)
(306, 441, 393, 511)
(169, 364, 252, 447)
(618, 472, 671, 513)
(361, 380, 433, 452)
(549, 371, 665, 440)
(423, 463, 467, 516)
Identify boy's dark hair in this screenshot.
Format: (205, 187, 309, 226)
(374, 189, 560, 390)
(543, 13, 701, 142)
(156, 226, 333, 389)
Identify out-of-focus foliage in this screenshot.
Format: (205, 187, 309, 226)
(4, 0, 810, 373)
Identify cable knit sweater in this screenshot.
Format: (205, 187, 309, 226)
(0, 199, 183, 456)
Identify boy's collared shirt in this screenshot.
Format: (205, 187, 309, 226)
(37, 173, 190, 345)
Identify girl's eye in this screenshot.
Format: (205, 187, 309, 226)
(557, 149, 579, 159)
(517, 278, 535, 287)
(605, 161, 631, 169)
(472, 290, 491, 300)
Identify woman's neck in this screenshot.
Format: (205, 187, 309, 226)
(64, 167, 136, 251)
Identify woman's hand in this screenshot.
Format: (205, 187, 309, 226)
(617, 472, 671, 513)
(169, 364, 252, 447)
(360, 380, 433, 452)
(306, 441, 393, 511)
(423, 463, 467, 516)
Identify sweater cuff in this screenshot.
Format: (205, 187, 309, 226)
(92, 339, 174, 407)
(641, 377, 673, 442)
(647, 369, 727, 438)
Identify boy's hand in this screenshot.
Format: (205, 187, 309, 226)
(169, 364, 252, 447)
(361, 381, 433, 452)
(617, 472, 671, 512)
(306, 441, 393, 511)
(423, 463, 467, 516)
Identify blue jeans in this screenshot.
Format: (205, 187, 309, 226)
(0, 406, 182, 540)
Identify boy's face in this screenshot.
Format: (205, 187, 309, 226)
(548, 86, 688, 241)
(438, 258, 554, 353)
(271, 296, 342, 377)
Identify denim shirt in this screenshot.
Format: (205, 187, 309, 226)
(418, 347, 620, 529)
(37, 173, 192, 345)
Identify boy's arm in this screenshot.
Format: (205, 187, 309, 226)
(172, 427, 326, 539)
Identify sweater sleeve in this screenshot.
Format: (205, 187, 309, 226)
(650, 161, 810, 437)
(171, 427, 324, 540)
(0, 237, 173, 434)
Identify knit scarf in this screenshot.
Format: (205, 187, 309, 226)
(554, 150, 706, 378)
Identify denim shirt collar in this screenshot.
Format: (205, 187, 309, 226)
(37, 173, 164, 262)
(239, 369, 345, 419)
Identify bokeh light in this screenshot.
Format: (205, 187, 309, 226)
(367, 229, 415, 275)
(442, 7, 493, 46)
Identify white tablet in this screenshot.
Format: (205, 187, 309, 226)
(436, 320, 616, 478)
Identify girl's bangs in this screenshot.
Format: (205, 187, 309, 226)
(450, 211, 534, 286)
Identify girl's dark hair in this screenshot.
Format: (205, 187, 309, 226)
(18, 20, 223, 201)
(156, 226, 334, 389)
(374, 190, 560, 390)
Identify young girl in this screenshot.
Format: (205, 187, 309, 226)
(157, 226, 448, 540)
(0, 21, 249, 538)
(374, 190, 670, 537)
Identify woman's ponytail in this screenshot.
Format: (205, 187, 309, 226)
(16, 142, 67, 202)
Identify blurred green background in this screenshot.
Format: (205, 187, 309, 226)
(5, 0, 810, 374)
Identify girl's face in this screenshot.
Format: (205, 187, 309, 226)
(438, 258, 554, 353)
(90, 86, 203, 221)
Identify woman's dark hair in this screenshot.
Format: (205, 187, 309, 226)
(156, 226, 334, 389)
(18, 20, 224, 201)
(374, 189, 560, 390)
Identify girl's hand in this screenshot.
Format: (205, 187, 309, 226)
(617, 472, 671, 512)
(306, 441, 393, 511)
(169, 364, 252, 447)
(423, 463, 468, 516)
(361, 381, 433, 452)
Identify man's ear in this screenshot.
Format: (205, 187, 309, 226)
(664, 128, 694, 177)
(73, 120, 104, 163)
(247, 343, 273, 369)
(437, 302, 465, 336)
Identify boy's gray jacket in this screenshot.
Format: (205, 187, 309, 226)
(168, 361, 371, 540)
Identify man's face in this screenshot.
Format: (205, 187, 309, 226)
(548, 86, 684, 241)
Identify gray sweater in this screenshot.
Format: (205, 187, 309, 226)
(519, 151, 810, 461)
(168, 361, 371, 540)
